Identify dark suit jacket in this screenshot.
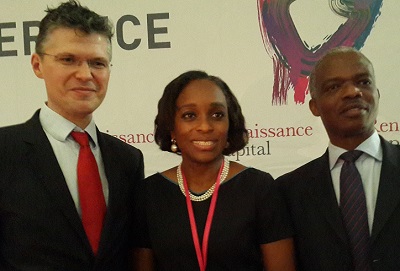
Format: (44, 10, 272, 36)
(0, 110, 144, 271)
(277, 137, 400, 271)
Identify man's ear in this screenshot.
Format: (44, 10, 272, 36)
(31, 53, 44, 79)
(309, 98, 320, 117)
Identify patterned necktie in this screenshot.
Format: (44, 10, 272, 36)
(339, 150, 371, 271)
(71, 131, 106, 255)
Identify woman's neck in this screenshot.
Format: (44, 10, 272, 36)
(180, 158, 224, 193)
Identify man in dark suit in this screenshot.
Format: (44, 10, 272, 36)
(277, 47, 400, 271)
(0, 1, 144, 270)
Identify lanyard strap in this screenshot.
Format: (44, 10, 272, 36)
(182, 160, 224, 271)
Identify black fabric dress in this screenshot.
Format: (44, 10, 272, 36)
(133, 167, 292, 271)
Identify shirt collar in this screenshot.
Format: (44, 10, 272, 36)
(39, 104, 99, 147)
(328, 131, 382, 170)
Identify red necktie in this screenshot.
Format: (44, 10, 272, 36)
(71, 131, 106, 255)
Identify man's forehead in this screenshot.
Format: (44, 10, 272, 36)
(317, 53, 374, 78)
(43, 28, 111, 57)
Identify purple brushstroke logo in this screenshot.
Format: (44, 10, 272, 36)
(258, 0, 383, 105)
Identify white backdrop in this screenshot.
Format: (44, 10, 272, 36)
(1, 0, 399, 178)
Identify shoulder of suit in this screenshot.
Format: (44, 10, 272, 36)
(0, 121, 29, 140)
(276, 154, 326, 184)
(99, 131, 143, 153)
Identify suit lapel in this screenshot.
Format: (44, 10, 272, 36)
(307, 151, 349, 244)
(22, 111, 91, 251)
(371, 138, 400, 243)
(95, 131, 126, 257)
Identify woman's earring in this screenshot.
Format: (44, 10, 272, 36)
(171, 139, 178, 153)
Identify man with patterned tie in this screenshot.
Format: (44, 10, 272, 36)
(277, 47, 400, 271)
(0, 1, 144, 270)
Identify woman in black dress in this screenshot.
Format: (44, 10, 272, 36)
(132, 70, 296, 271)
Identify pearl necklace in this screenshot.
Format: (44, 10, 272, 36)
(177, 157, 230, 202)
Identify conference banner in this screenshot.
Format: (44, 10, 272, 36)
(1, 0, 398, 178)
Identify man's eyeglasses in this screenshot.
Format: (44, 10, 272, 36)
(40, 53, 112, 71)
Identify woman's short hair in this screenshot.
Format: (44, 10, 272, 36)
(154, 70, 248, 155)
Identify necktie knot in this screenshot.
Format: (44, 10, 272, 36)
(340, 150, 363, 163)
(71, 131, 90, 147)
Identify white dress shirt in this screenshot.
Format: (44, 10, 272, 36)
(39, 104, 109, 216)
(328, 131, 382, 232)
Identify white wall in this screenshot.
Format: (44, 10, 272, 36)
(1, 0, 398, 177)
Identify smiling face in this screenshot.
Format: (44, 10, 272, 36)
(31, 27, 111, 128)
(171, 79, 229, 165)
(309, 50, 379, 149)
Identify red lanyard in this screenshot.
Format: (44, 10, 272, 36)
(182, 160, 224, 271)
